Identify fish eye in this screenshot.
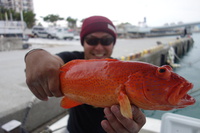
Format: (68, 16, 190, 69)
(159, 68, 166, 73)
(156, 66, 171, 80)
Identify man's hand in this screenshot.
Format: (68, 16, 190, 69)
(101, 105, 146, 133)
(25, 49, 64, 101)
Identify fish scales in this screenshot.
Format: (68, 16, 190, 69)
(59, 59, 195, 119)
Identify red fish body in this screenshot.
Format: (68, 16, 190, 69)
(60, 59, 195, 118)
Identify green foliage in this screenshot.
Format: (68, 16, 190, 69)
(66, 16, 77, 28)
(0, 9, 19, 20)
(0, 7, 36, 28)
(23, 11, 36, 28)
(41, 14, 78, 28)
(42, 14, 64, 25)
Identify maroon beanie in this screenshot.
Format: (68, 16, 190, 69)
(80, 16, 117, 45)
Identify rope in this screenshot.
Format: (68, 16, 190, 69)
(172, 50, 200, 67)
(20, 96, 37, 133)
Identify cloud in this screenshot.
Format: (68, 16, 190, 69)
(34, 0, 200, 27)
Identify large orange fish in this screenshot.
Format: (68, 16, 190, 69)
(59, 59, 195, 119)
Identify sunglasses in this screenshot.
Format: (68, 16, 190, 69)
(85, 37, 114, 46)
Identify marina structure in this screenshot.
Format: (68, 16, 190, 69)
(0, 0, 33, 12)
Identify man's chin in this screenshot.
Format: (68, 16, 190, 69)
(86, 54, 109, 59)
(91, 55, 106, 59)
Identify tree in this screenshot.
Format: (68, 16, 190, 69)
(0, 7, 10, 20)
(42, 14, 64, 26)
(66, 16, 77, 29)
(0, 7, 36, 28)
(23, 11, 36, 28)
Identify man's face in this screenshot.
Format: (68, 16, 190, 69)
(83, 32, 115, 59)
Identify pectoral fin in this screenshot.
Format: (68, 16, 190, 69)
(118, 91, 132, 119)
(60, 96, 82, 109)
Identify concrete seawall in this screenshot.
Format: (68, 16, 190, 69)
(0, 97, 66, 133)
(119, 37, 194, 66)
(0, 37, 23, 51)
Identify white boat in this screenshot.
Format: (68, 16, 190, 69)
(45, 113, 200, 133)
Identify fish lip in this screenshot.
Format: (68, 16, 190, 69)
(177, 82, 195, 106)
(172, 81, 193, 96)
(168, 81, 194, 106)
(179, 82, 193, 96)
(179, 94, 196, 106)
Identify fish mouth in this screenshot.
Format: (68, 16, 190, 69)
(168, 81, 196, 107)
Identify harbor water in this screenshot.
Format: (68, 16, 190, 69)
(143, 32, 200, 119)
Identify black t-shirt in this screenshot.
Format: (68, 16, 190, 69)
(57, 51, 106, 133)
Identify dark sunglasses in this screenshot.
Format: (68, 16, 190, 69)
(85, 37, 114, 46)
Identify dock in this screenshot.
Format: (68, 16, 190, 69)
(0, 36, 194, 133)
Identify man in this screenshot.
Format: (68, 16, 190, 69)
(25, 16, 146, 133)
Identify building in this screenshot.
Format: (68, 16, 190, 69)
(0, 0, 33, 12)
(0, 0, 33, 37)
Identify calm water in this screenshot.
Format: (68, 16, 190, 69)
(143, 32, 200, 119)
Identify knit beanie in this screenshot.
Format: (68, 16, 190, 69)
(80, 16, 117, 45)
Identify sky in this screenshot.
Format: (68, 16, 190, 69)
(33, 0, 200, 27)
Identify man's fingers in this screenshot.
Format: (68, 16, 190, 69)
(101, 107, 116, 133)
(101, 120, 115, 133)
(131, 105, 146, 127)
(48, 73, 63, 97)
(110, 105, 146, 133)
(103, 107, 129, 133)
(39, 78, 53, 97)
(28, 85, 48, 101)
(111, 105, 139, 133)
